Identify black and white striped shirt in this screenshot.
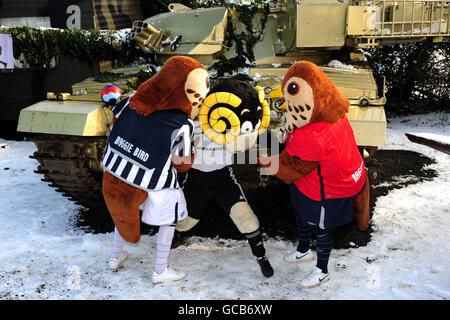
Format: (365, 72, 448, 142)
(103, 97, 194, 191)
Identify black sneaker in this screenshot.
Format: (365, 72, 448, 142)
(257, 256, 274, 277)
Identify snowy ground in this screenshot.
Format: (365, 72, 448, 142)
(0, 112, 449, 300)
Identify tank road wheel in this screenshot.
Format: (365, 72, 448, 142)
(360, 146, 380, 184)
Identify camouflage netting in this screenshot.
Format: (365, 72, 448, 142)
(2, 27, 143, 69)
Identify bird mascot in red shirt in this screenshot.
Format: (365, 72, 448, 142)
(258, 61, 370, 288)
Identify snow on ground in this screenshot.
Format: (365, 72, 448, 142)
(327, 60, 356, 70)
(408, 132, 450, 146)
(0, 112, 449, 300)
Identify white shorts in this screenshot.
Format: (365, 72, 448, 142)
(141, 188, 188, 226)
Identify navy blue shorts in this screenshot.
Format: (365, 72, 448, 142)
(289, 179, 366, 229)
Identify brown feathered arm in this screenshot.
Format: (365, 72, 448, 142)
(172, 153, 196, 173)
(257, 150, 319, 184)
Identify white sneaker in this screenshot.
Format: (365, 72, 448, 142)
(109, 251, 128, 271)
(300, 266, 330, 288)
(284, 249, 314, 263)
(152, 266, 186, 284)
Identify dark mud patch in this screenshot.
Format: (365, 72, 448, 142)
(74, 206, 158, 237)
(73, 149, 437, 249)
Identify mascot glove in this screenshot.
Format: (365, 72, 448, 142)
(257, 154, 279, 176)
(277, 126, 287, 144)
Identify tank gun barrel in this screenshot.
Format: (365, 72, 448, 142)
(131, 21, 166, 53)
(131, 6, 228, 64)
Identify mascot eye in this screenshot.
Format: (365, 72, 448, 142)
(287, 82, 299, 95)
(241, 121, 253, 134)
(275, 98, 285, 110)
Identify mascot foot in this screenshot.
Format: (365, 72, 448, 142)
(300, 266, 330, 288)
(109, 251, 128, 271)
(171, 230, 188, 249)
(152, 266, 186, 284)
(284, 249, 314, 263)
(257, 256, 274, 278)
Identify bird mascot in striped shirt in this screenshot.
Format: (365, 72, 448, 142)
(102, 56, 210, 284)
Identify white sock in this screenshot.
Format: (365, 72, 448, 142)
(110, 227, 125, 260)
(154, 225, 175, 274)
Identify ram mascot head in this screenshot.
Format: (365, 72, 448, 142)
(198, 78, 271, 152)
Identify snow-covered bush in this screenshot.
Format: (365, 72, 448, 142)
(366, 40, 450, 116)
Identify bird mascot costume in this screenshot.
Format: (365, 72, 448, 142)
(102, 56, 210, 284)
(258, 61, 370, 287)
(175, 78, 275, 277)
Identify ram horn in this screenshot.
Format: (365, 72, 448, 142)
(198, 92, 242, 145)
(255, 86, 271, 135)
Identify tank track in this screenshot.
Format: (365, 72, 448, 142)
(30, 134, 108, 212)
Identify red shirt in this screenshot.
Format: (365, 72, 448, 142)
(285, 117, 366, 201)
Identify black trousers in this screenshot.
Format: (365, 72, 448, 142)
(181, 167, 247, 220)
(181, 166, 266, 258)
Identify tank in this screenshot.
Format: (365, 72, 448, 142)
(16, 0, 450, 215)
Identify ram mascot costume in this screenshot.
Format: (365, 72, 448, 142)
(102, 56, 210, 284)
(175, 78, 275, 277)
(258, 61, 370, 287)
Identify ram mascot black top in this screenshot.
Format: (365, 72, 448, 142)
(176, 78, 275, 278)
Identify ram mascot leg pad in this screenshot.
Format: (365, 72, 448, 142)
(229, 201, 260, 234)
(175, 216, 200, 232)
